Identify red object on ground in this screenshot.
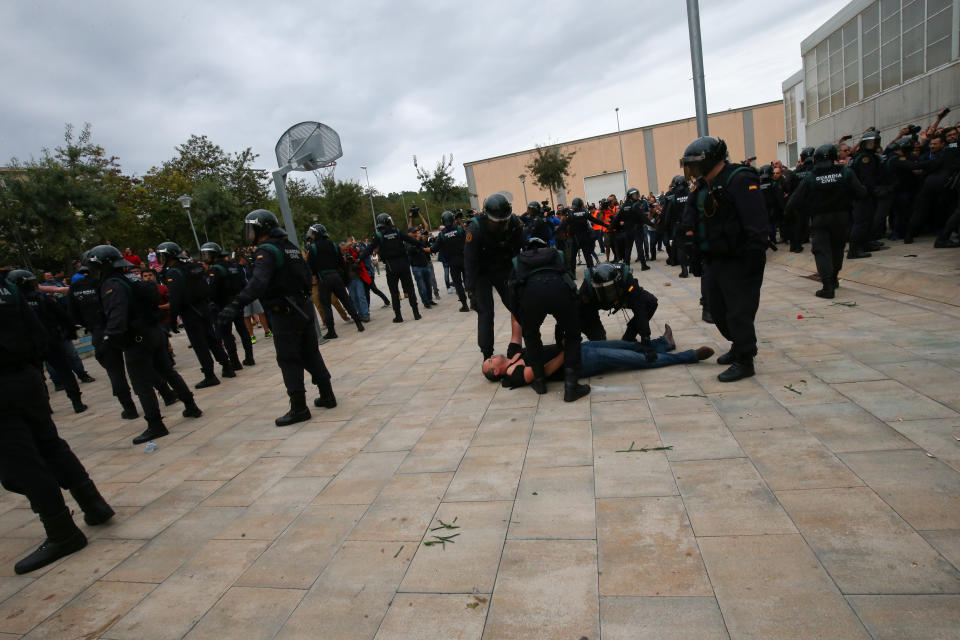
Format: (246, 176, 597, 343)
(797, 314, 804, 319)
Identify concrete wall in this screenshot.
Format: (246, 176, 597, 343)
(465, 101, 784, 207)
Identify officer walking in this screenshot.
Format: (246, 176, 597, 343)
(464, 194, 525, 359)
(217, 209, 336, 427)
(848, 129, 885, 258)
(786, 147, 815, 252)
(431, 210, 470, 312)
(157, 242, 234, 387)
(680, 136, 769, 382)
(305, 224, 365, 338)
(201, 242, 253, 368)
(614, 188, 651, 270)
(0, 268, 114, 574)
(359, 213, 427, 323)
(785, 143, 866, 298)
(87, 245, 203, 444)
(559, 197, 608, 273)
(661, 176, 691, 277)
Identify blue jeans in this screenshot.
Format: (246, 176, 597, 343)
(580, 337, 697, 378)
(411, 265, 433, 304)
(348, 278, 369, 319)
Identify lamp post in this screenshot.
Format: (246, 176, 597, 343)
(421, 197, 432, 229)
(360, 166, 376, 230)
(176, 194, 202, 253)
(615, 107, 628, 196)
(686, 0, 709, 136)
(519, 174, 528, 204)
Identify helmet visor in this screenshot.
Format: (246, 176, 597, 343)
(245, 222, 260, 243)
(862, 139, 876, 152)
(592, 278, 620, 309)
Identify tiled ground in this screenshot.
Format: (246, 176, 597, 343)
(2, 244, 959, 639)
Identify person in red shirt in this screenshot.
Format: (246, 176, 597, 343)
(123, 248, 142, 267)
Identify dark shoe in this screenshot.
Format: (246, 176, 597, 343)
(78, 373, 95, 383)
(133, 421, 169, 445)
(563, 367, 590, 402)
(530, 363, 547, 395)
(847, 249, 872, 259)
(14, 509, 87, 574)
(695, 346, 715, 361)
(716, 350, 734, 365)
(194, 375, 220, 389)
(459, 304, 470, 312)
(276, 392, 311, 426)
(314, 378, 337, 409)
(815, 286, 835, 299)
(54, 383, 64, 392)
(679, 270, 689, 278)
(718, 360, 755, 383)
(393, 315, 404, 323)
(507, 342, 523, 358)
(120, 397, 139, 420)
(221, 366, 236, 379)
(934, 240, 960, 248)
(641, 264, 651, 271)
(69, 479, 115, 526)
(72, 398, 88, 414)
(903, 237, 914, 244)
(354, 317, 365, 332)
(323, 330, 338, 340)
(412, 307, 422, 320)
(242, 354, 256, 366)
(182, 400, 202, 418)
(701, 309, 714, 324)
(230, 356, 243, 371)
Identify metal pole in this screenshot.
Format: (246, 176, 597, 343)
(686, 0, 709, 136)
(400, 193, 407, 214)
(422, 198, 432, 229)
(520, 175, 528, 204)
(615, 107, 628, 195)
(361, 166, 376, 230)
(272, 168, 299, 246)
(185, 208, 202, 253)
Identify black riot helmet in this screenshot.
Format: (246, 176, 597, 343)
(440, 210, 456, 227)
(376, 212, 394, 230)
(7, 269, 38, 291)
(589, 262, 628, 309)
(244, 209, 279, 243)
(860, 129, 881, 153)
(571, 197, 585, 211)
(680, 136, 728, 180)
(669, 175, 686, 190)
(84, 244, 133, 275)
(626, 187, 640, 201)
(799, 146, 815, 164)
(526, 201, 542, 216)
(482, 193, 512, 222)
(813, 144, 838, 164)
(156, 241, 183, 263)
(307, 223, 328, 240)
(524, 236, 549, 250)
(758, 164, 773, 181)
(200, 242, 224, 263)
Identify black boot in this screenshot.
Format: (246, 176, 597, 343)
(14, 509, 87, 574)
(314, 378, 337, 408)
(242, 351, 255, 367)
(679, 267, 689, 278)
(182, 398, 203, 418)
(230, 355, 243, 371)
(354, 316, 365, 332)
(71, 397, 88, 414)
(847, 244, 872, 259)
(718, 358, 755, 383)
(159, 383, 179, 406)
(815, 282, 835, 298)
(459, 301, 469, 312)
(393, 314, 404, 323)
(412, 305, 422, 320)
(701, 308, 714, 324)
(120, 396, 139, 420)
(563, 367, 590, 402)
(133, 420, 169, 445)
(530, 363, 547, 395)
(324, 329, 338, 339)
(716, 350, 734, 365)
(78, 372, 96, 383)
(221, 365, 236, 378)
(194, 373, 220, 389)
(276, 392, 311, 427)
(69, 479, 115, 526)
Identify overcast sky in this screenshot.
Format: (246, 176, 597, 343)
(1, 0, 848, 193)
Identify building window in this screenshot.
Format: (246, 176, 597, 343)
(783, 86, 798, 144)
(804, 51, 818, 121)
(881, 0, 902, 90)
(862, 2, 881, 98)
(926, 0, 953, 69)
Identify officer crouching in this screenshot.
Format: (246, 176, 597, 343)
(680, 136, 769, 382)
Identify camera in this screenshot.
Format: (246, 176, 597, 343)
(907, 124, 922, 135)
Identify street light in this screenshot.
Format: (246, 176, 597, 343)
(360, 166, 377, 230)
(176, 194, 202, 253)
(615, 107, 628, 196)
(519, 174, 528, 204)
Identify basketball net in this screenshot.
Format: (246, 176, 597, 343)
(310, 162, 336, 190)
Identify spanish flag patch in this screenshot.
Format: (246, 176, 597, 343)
(748, 185, 758, 190)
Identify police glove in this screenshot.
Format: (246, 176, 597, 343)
(218, 302, 242, 325)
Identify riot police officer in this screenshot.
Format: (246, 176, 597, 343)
(849, 129, 884, 258)
(88, 245, 203, 444)
(519, 201, 554, 247)
(217, 210, 336, 426)
(157, 241, 234, 387)
(785, 143, 866, 298)
(758, 165, 784, 246)
(67, 265, 139, 419)
(8, 270, 87, 413)
(0, 268, 114, 574)
(464, 193, 525, 359)
(508, 238, 589, 401)
(661, 176, 691, 277)
(786, 147, 815, 252)
(431, 210, 470, 312)
(578, 262, 660, 354)
(680, 136, 769, 382)
(614, 188, 651, 270)
(359, 213, 427, 323)
(559, 197, 608, 273)
(305, 224, 364, 338)
(201, 242, 251, 368)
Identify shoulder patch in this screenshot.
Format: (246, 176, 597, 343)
(862, 157, 870, 163)
(257, 254, 265, 259)
(748, 185, 758, 190)
(465, 232, 473, 243)
(166, 278, 174, 283)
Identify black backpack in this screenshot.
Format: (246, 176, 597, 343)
(176, 261, 209, 304)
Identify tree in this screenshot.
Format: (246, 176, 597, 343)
(526, 144, 576, 207)
(413, 154, 458, 206)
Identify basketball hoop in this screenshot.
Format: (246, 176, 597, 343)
(308, 161, 336, 190)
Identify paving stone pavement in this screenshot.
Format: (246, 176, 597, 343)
(2, 246, 959, 639)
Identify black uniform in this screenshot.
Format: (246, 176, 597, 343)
(786, 160, 866, 293)
(307, 237, 362, 334)
(787, 160, 813, 251)
(230, 228, 331, 397)
(578, 270, 659, 346)
(559, 207, 607, 272)
(67, 273, 136, 414)
(662, 186, 691, 275)
(759, 178, 784, 245)
(682, 163, 769, 364)
(614, 198, 649, 268)
(23, 289, 84, 408)
(164, 261, 231, 380)
(100, 273, 197, 435)
(359, 226, 426, 320)
(431, 225, 469, 308)
(906, 144, 960, 242)
(464, 213, 524, 358)
(206, 260, 253, 366)
(849, 150, 884, 254)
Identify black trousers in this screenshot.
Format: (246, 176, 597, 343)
(181, 306, 228, 375)
(811, 212, 849, 282)
(907, 174, 952, 239)
(92, 329, 132, 403)
(518, 275, 581, 372)
(790, 211, 810, 251)
(850, 196, 875, 247)
(123, 327, 194, 423)
(44, 340, 81, 401)
(385, 260, 419, 316)
(705, 251, 765, 359)
(268, 297, 331, 395)
(221, 313, 254, 359)
(571, 232, 597, 269)
(474, 268, 512, 358)
(0, 367, 89, 516)
(318, 272, 359, 330)
(621, 231, 648, 267)
(449, 264, 467, 304)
